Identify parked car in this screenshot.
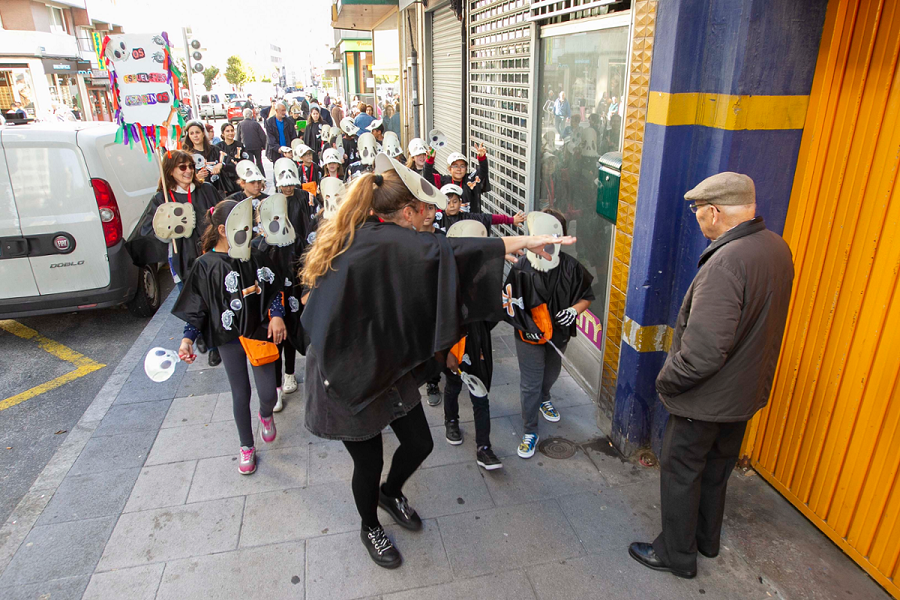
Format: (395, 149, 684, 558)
(227, 98, 257, 123)
(199, 92, 227, 119)
(0, 122, 163, 319)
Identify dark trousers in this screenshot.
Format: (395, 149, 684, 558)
(653, 415, 748, 572)
(443, 370, 491, 448)
(218, 341, 278, 448)
(513, 336, 566, 435)
(247, 149, 265, 176)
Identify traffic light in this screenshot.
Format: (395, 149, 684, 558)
(187, 36, 203, 72)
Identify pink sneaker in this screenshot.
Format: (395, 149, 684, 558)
(259, 413, 277, 443)
(239, 446, 256, 475)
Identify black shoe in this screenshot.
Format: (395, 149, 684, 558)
(195, 337, 208, 354)
(628, 542, 696, 579)
(698, 547, 719, 559)
(360, 525, 402, 569)
(444, 419, 462, 445)
(208, 347, 221, 367)
(476, 446, 502, 470)
(378, 485, 423, 531)
(426, 383, 441, 406)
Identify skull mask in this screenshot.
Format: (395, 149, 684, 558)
(460, 371, 489, 398)
(193, 153, 207, 172)
(446, 220, 487, 238)
(525, 211, 564, 272)
(428, 128, 447, 150)
(581, 127, 599, 157)
(258, 193, 297, 247)
(152, 202, 196, 240)
(105, 38, 130, 63)
(320, 178, 347, 219)
(322, 148, 342, 166)
(226, 199, 253, 261)
(274, 157, 301, 187)
(235, 160, 264, 183)
(357, 132, 377, 166)
(320, 126, 334, 143)
(382, 131, 403, 158)
(291, 140, 312, 162)
(408, 138, 428, 157)
(340, 117, 360, 136)
(144, 347, 180, 383)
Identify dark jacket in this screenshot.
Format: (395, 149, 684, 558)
(264, 115, 299, 163)
(423, 154, 491, 214)
(235, 117, 266, 152)
(655, 217, 794, 422)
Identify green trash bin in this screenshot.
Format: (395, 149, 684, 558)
(596, 151, 622, 225)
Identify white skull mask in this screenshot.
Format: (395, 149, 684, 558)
(320, 178, 346, 219)
(320, 126, 333, 143)
(525, 212, 564, 272)
(357, 132, 377, 166)
(291, 140, 312, 162)
(382, 131, 403, 158)
(193, 154, 207, 171)
(408, 138, 428, 157)
(581, 127, 599, 157)
(460, 371, 488, 397)
(258, 193, 297, 247)
(428, 128, 447, 150)
(152, 202, 196, 240)
(226, 199, 253, 261)
(235, 159, 264, 183)
(105, 38, 130, 63)
(322, 148, 342, 166)
(144, 347, 180, 383)
(340, 117, 359, 136)
(274, 157, 301, 187)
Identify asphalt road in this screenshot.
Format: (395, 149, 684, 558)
(0, 275, 174, 525)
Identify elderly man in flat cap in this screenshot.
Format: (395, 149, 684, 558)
(629, 172, 794, 579)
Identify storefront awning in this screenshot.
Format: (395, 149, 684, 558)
(332, 0, 398, 31)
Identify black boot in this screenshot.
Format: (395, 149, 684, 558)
(360, 524, 401, 569)
(208, 347, 221, 367)
(195, 337, 208, 354)
(378, 484, 423, 531)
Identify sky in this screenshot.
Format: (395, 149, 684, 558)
(114, 0, 335, 86)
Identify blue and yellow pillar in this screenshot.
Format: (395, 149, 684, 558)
(609, 0, 829, 456)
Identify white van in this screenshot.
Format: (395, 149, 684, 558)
(0, 122, 162, 318)
(199, 92, 227, 119)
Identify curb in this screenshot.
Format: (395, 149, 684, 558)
(0, 290, 177, 575)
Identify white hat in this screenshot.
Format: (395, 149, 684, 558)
(447, 152, 467, 166)
(446, 220, 487, 238)
(440, 183, 463, 197)
(374, 153, 447, 210)
(235, 160, 265, 183)
(408, 138, 427, 157)
(322, 148, 342, 166)
(340, 117, 360, 136)
(366, 119, 383, 131)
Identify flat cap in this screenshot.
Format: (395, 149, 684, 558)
(684, 172, 756, 206)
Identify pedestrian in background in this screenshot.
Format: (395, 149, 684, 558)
(235, 108, 267, 176)
(629, 172, 794, 579)
(264, 102, 298, 165)
(354, 102, 374, 130)
(553, 91, 570, 136)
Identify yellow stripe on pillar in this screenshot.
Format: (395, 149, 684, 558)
(646, 92, 810, 130)
(621, 316, 673, 353)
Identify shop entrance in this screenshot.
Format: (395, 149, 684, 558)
(88, 88, 112, 121)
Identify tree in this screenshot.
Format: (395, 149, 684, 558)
(225, 56, 250, 89)
(202, 66, 220, 91)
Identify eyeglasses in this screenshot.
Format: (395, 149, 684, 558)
(689, 203, 719, 214)
(176, 164, 195, 172)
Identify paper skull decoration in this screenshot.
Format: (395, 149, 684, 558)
(274, 157, 301, 187)
(320, 126, 335, 143)
(235, 159, 265, 182)
(152, 202, 196, 240)
(408, 138, 428, 157)
(580, 127, 599, 157)
(144, 347, 180, 383)
(340, 117, 360, 136)
(446, 220, 488, 238)
(382, 131, 403, 158)
(322, 148, 342, 166)
(320, 177, 347, 219)
(525, 211, 564, 272)
(373, 154, 448, 210)
(105, 38, 130, 63)
(460, 371, 488, 398)
(291, 140, 312, 162)
(428, 128, 447, 150)
(258, 193, 297, 247)
(193, 153, 207, 172)
(226, 199, 253, 261)
(357, 132, 378, 166)
(331, 125, 344, 143)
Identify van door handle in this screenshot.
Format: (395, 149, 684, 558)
(0, 237, 29, 258)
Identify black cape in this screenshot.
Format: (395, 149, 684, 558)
(503, 252, 595, 345)
(301, 219, 506, 415)
(455, 320, 496, 394)
(172, 249, 283, 348)
(125, 183, 220, 281)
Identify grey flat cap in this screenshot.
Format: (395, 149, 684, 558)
(684, 172, 756, 206)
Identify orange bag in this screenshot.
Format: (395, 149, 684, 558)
(239, 336, 280, 366)
(450, 336, 467, 363)
(518, 303, 554, 345)
(302, 181, 318, 197)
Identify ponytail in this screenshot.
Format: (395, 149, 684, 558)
(201, 200, 237, 253)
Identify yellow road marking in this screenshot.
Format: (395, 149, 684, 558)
(0, 320, 106, 412)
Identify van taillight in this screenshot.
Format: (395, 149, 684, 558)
(91, 178, 123, 247)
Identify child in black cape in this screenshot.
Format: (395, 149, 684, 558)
(423, 144, 492, 213)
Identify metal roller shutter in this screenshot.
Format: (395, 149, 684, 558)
(428, 5, 463, 169)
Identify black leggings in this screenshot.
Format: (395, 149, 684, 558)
(342, 403, 434, 528)
(218, 341, 278, 448)
(274, 339, 296, 388)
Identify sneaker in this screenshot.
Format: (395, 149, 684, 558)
(476, 446, 503, 470)
(208, 347, 222, 367)
(444, 419, 462, 445)
(273, 390, 284, 412)
(540, 400, 560, 422)
(239, 446, 256, 474)
(360, 525, 402, 569)
(259, 413, 277, 443)
(426, 383, 442, 406)
(283, 373, 298, 393)
(518, 433, 539, 458)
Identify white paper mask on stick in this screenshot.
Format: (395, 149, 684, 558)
(446, 220, 487, 238)
(193, 153, 207, 172)
(382, 131, 403, 158)
(226, 199, 253, 261)
(258, 193, 296, 247)
(357, 132, 378, 166)
(105, 39, 130, 63)
(152, 202, 196, 240)
(428, 128, 447, 150)
(525, 211, 564, 272)
(274, 157, 301, 187)
(460, 371, 488, 398)
(236, 160, 265, 182)
(144, 347, 180, 382)
(320, 177, 346, 219)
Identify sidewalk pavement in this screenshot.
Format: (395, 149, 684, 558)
(0, 291, 890, 600)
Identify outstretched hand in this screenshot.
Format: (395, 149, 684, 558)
(512, 211, 526, 226)
(525, 234, 576, 260)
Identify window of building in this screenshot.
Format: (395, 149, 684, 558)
(48, 6, 68, 35)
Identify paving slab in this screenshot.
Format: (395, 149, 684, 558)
(96, 496, 243, 570)
(145, 419, 239, 465)
(255, 402, 314, 449)
(36, 467, 141, 526)
(306, 520, 452, 600)
(160, 394, 217, 429)
(68, 430, 157, 476)
(175, 367, 234, 397)
(186, 445, 308, 503)
(507, 403, 605, 445)
(437, 499, 583, 578)
(29, 421, 98, 491)
(402, 461, 495, 519)
(211, 391, 258, 422)
(482, 448, 606, 507)
(0, 516, 116, 587)
(92, 399, 172, 437)
(240, 480, 360, 547)
(156, 541, 305, 600)
(82, 564, 164, 600)
(123, 461, 197, 513)
(580, 435, 659, 487)
(383, 569, 536, 600)
(307, 436, 400, 486)
(0, 574, 91, 600)
(114, 358, 186, 405)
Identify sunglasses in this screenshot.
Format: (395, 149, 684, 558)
(176, 164, 195, 172)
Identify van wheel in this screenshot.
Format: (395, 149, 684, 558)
(128, 265, 161, 318)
